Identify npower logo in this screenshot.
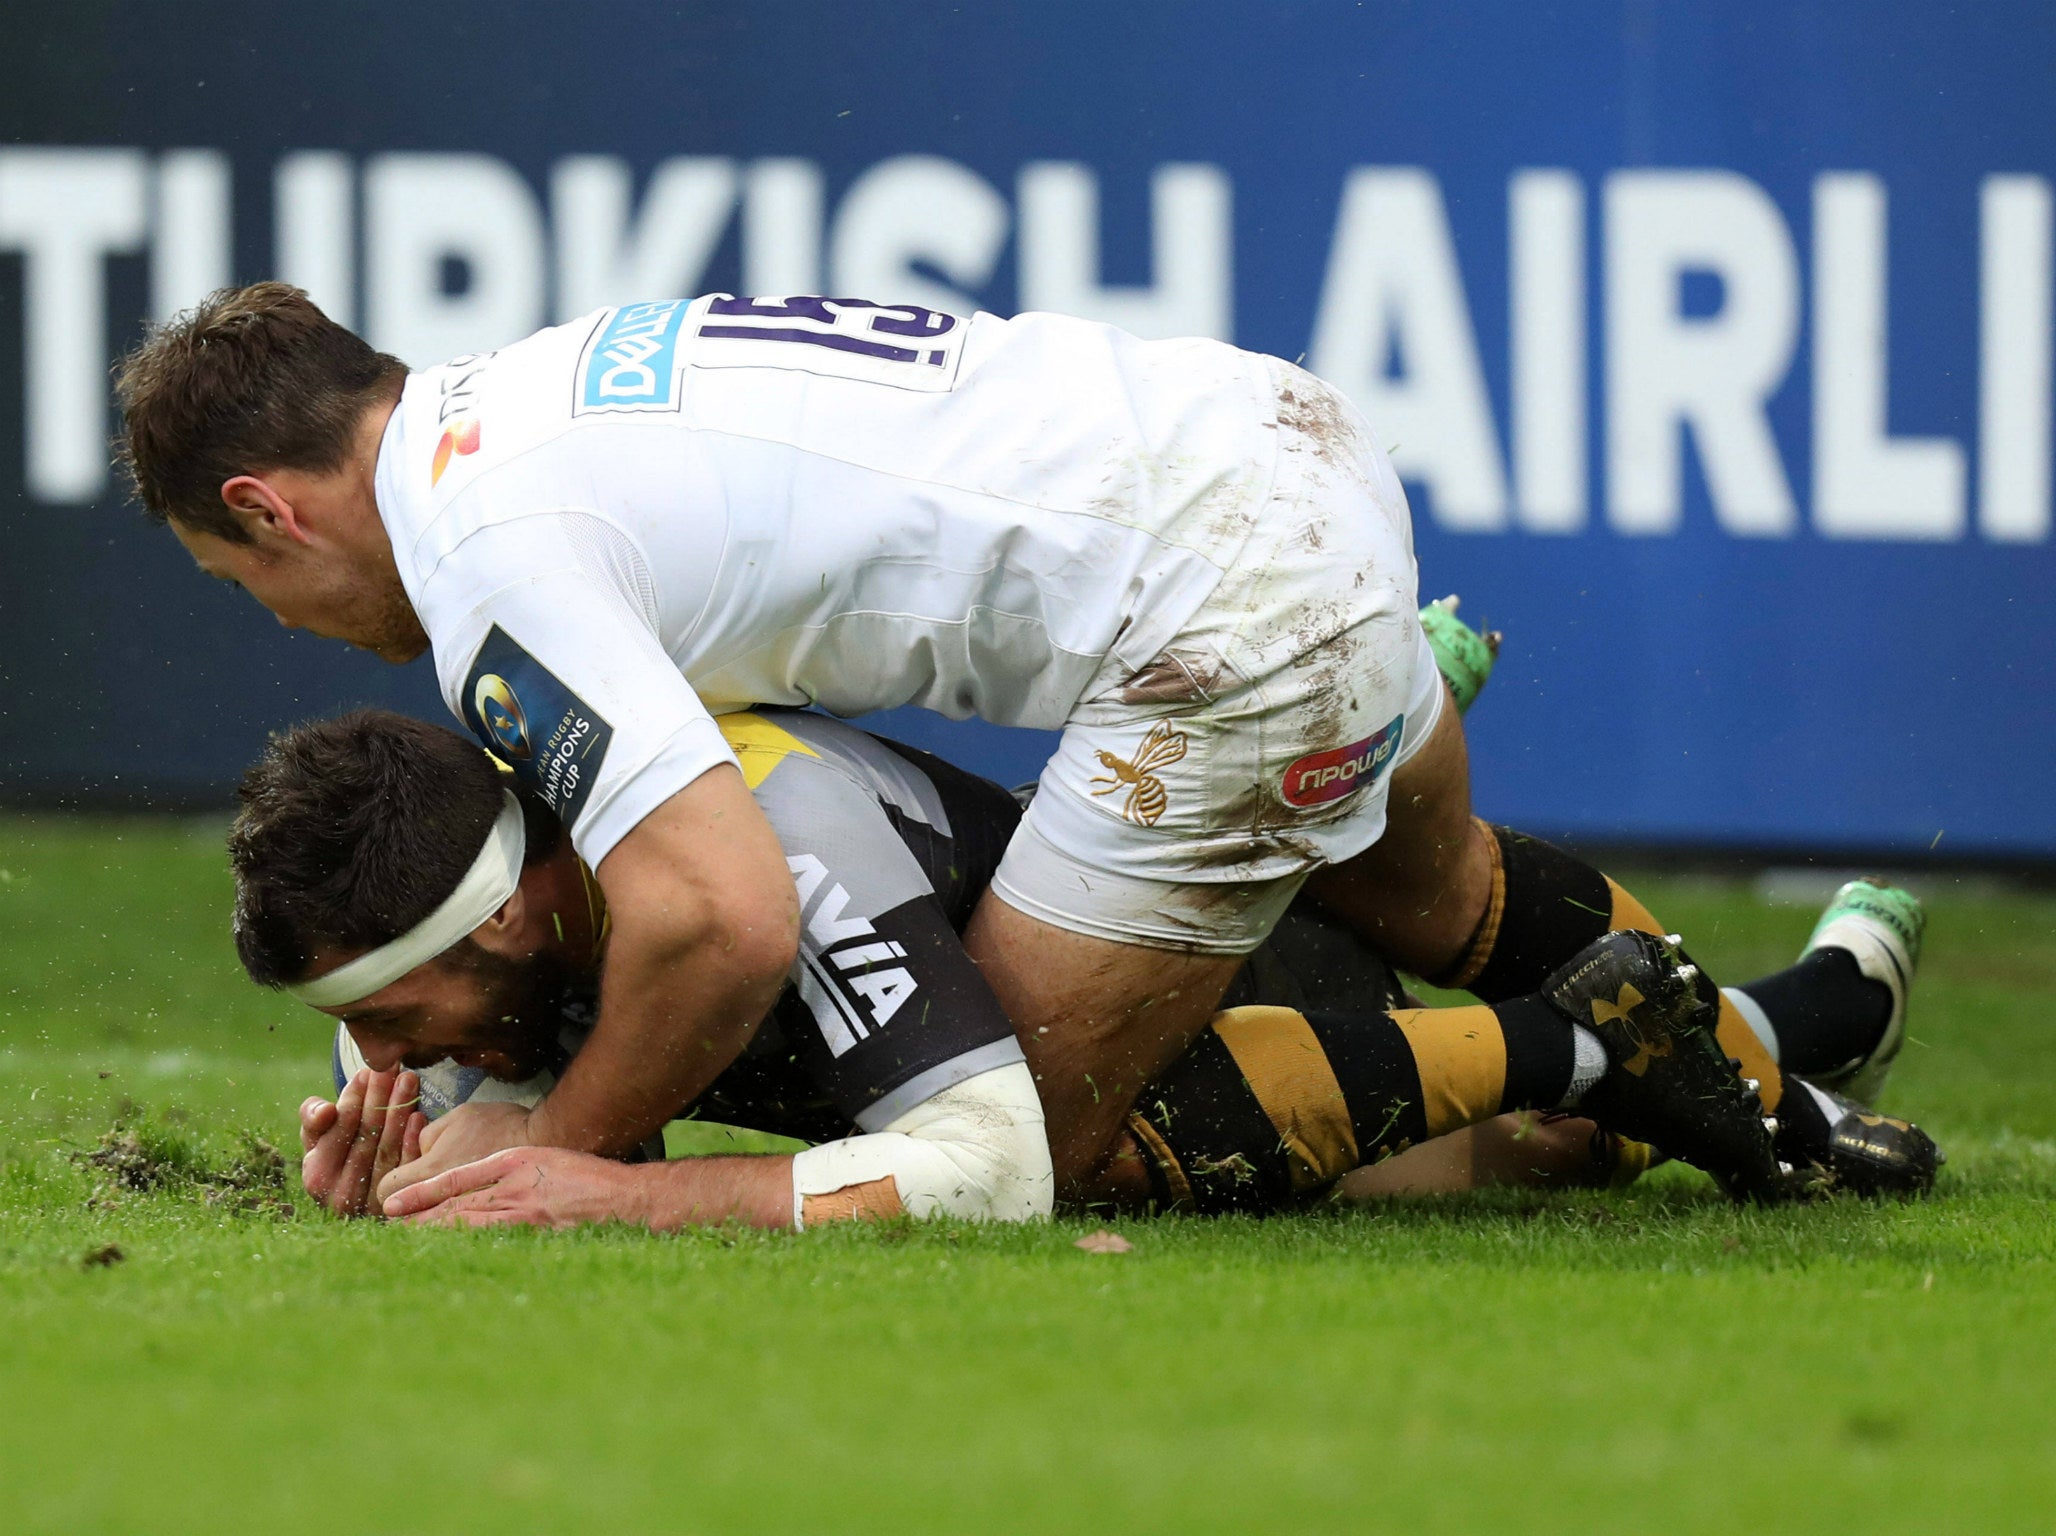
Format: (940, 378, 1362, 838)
(1283, 716, 1405, 809)
(1, 146, 2049, 547)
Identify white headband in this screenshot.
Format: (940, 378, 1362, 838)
(287, 791, 527, 1009)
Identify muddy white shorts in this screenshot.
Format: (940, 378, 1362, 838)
(989, 359, 1445, 955)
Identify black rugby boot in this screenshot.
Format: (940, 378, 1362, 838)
(1792, 1083, 1943, 1198)
(1543, 930, 1789, 1204)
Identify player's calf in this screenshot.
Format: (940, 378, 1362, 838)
(1721, 880, 1936, 1198)
(1786, 878, 1925, 1103)
(1335, 1115, 1652, 1200)
(1374, 822, 1938, 1191)
(1114, 932, 1784, 1212)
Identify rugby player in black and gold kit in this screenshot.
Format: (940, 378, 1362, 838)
(232, 703, 1938, 1231)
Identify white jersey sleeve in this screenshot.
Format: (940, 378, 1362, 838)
(419, 513, 738, 869)
(375, 298, 1281, 745)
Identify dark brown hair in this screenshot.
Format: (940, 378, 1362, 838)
(228, 710, 561, 988)
(115, 282, 408, 543)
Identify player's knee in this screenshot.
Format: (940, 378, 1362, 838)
(1312, 809, 1495, 974)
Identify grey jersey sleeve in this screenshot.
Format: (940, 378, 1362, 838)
(745, 718, 1025, 1132)
(325, 709, 1025, 1147)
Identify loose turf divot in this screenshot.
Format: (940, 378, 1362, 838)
(74, 1114, 294, 1218)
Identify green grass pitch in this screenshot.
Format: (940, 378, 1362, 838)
(3, 814, 2054, 1533)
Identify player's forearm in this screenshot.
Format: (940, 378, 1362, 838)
(530, 765, 800, 1157)
(634, 1154, 797, 1230)
(529, 912, 791, 1156)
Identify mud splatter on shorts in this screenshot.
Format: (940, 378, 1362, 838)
(991, 357, 1445, 955)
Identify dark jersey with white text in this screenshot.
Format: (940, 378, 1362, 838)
(332, 710, 1408, 1142)
(334, 709, 1026, 1140)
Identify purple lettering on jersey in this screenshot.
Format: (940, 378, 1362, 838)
(699, 296, 958, 368)
(708, 295, 844, 322)
(697, 324, 929, 365)
(868, 306, 957, 339)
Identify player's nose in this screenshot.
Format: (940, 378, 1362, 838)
(348, 1029, 407, 1072)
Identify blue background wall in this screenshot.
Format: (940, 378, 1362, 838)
(2, 2, 2050, 857)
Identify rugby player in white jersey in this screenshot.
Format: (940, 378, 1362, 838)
(232, 709, 1936, 1227)
(123, 284, 1877, 1207)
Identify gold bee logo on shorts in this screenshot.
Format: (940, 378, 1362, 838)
(1090, 722, 1189, 827)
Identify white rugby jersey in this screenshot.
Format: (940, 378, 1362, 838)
(373, 295, 1280, 867)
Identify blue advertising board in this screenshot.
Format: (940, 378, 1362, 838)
(1, 2, 2050, 856)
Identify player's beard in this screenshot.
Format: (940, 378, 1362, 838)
(441, 941, 591, 1082)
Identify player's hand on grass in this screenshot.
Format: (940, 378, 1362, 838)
(374, 1098, 535, 1206)
(299, 1067, 425, 1217)
(380, 1146, 640, 1230)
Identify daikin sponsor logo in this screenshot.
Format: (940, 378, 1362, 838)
(576, 300, 690, 414)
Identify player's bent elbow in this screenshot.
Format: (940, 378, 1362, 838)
(693, 856, 799, 972)
(602, 765, 800, 978)
(790, 1061, 1054, 1227)
(718, 883, 802, 979)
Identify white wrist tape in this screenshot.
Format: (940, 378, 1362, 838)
(791, 1061, 1054, 1229)
(288, 791, 526, 1009)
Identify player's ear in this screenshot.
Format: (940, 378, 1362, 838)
(472, 881, 527, 952)
(220, 474, 313, 545)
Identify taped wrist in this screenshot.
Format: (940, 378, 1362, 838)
(790, 1061, 1053, 1229)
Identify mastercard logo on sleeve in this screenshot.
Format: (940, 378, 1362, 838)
(430, 419, 482, 486)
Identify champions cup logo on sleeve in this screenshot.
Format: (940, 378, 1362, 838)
(472, 674, 531, 760)
(430, 419, 481, 486)
(1281, 715, 1406, 808)
(575, 300, 690, 415)
(461, 627, 615, 828)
